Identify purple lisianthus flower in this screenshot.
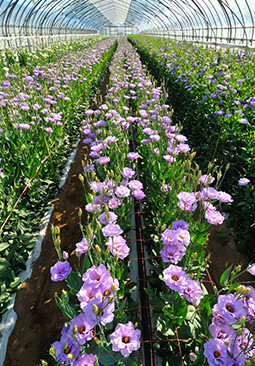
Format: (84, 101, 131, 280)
(240, 286, 255, 323)
(161, 229, 177, 245)
(162, 265, 187, 292)
(202, 187, 219, 200)
(45, 127, 53, 133)
(15, 123, 30, 130)
(209, 322, 236, 343)
(110, 322, 141, 358)
(99, 211, 118, 225)
(237, 328, 255, 358)
(102, 224, 123, 237)
(121, 167, 135, 179)
(97, 156, 110, 165)
(171, 220, 189, 231)
(109, 197, 121, 209)
(85, 203, 101, 213)
(212, 294, 246, 324)
(115, 185, 130, 198)
(160, 243, 186, 264)
(205, 209, 225, 225)
(52, 334, 81, 365)
(50, 261, 72, 281)
(238, 178, 250, 186)
(76, 353, 100, 366)
(198, 174, 215, 185)
(176, 143, 190, 153)
(217, 191, 233, 203)
(106, 236, 130, 259)
(247, 264, 255, 275)
(182, 278, 204, 306)
(68, 313, 94, 345)
(133, 190, 146, 199)
(127, 152, 139, 160)
(75, 237, 89, 257)
(204, 338, 234, 366)
(128, 180, 143, 190)
(82, 264, 111, 288)
(84, 299, 115, 326)
(177, 191, 197, 212)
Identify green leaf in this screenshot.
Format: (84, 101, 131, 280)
(220, 265, 233, 287)
(0, 243, 10, 252)
(0, 258, 11, 279)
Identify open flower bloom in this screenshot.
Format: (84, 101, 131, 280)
(110, 321, 141, 357)
(50, 261, 72, 282)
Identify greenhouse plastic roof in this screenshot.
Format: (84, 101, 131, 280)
(0, 0, 255, 47)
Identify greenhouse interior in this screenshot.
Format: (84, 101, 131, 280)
(0, 1, 255, 365)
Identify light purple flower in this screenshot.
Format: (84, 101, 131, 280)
(182, 278, 204, 306)
(209, 322, 236, 343)
(171, 220, 189, 231)
(202, 187, 219, 200)
(115, 185, 130, 198)
(102, 224, 123, 237)
(177, 191, 197, 212)
(99, 211, 118, 225)
(15, 123, 30, 130)
(97, 156, 110, 165)
(238, 178, 250, 186)
(82, 264, 111, 288)
(162, 265, 187, 292)
(52, 334, 81, 365)
(127, 152, 139, 160)
(217, 191, 233, 203)
(212, 294, 246, 324)
(247, 264, 255, 275)
(160, 243, 186, 264)
(203, 338, 235, 366)
(128, 180, 143, 190)
(76, 238, 89, 257)
(133, 190, 146, 199)
(106, 236, 130, 259)
(76, 353, 100, 366)
(198, 174, 215, 185)
(110, 322, 141, 358)
(121, 167, 135, 179)
(109, 197, 121, 209)
(50, 261, 72, 281)
(205, 209, 225, 225)
(45, 127, 53, 133)
(68, 313, 94, 345)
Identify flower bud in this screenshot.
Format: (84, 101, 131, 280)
(97, 221, 102, 230)
(161, 224, 167, 232)
(189, 353, 197, 362)
(236, 327, 243, 336)
(95, 245, 101, 255)
(49, 347, 56, 357)
(62, 251, 69, 260)
(235, 265, 242, 273)
(78, 208, 82, 217)
(226, 163, 230, 170)
(93, 304, 99, 315)
(237, 316, 246, 324)
(236, 285, 245, 294)
(94, 337, 101, 345)
(67, 353, 74, 360)
(243, 287, 251, 295)
(41, 361, 48, 366)
(79, 174, 84, 183)
(55, 226, 60, 235)
(105, 247, 110, 257)
(224, 340, 231, 347)
(62, 289, 67, 297)
(94, 358, 99, 366)
(73, 325, 78, 335)
(55, 237, 61, 246)
(111, 283, 118, 293)
(105, 205, 109, 213)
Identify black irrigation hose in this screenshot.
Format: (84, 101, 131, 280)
(129, 132, 154, 366)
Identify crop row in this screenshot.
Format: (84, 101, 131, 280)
(49, 38, 255, 366)
(0, 36, 117, 319)
(129, 35, 255, 260)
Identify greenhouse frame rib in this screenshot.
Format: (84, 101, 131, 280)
(0, 0, 254, 49)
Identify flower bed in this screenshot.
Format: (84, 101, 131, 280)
(0, 37, 117, 319)
(48, 38, 255, 366)
(128, 35, 255, 261)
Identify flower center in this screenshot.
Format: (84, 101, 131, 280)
(122, 336, 130, 344)
(96, 276, 100, 281)
(59, 270, 64, 274)
(64, 347, 71, 354)
(172, 275, 179, 281)
(226, 305, 234, 313)
(214, 351, 221, 359)
(89, 293, 93, 299)
(103, 290, 110, 297)
(78, 326, 86, 334)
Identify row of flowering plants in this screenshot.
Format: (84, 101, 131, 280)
(48, 37, 255, 366)
(128, 35, 255, 261)
(0, 37, 117, 319)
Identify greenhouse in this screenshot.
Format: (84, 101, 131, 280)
(0, 1, 255, 365)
